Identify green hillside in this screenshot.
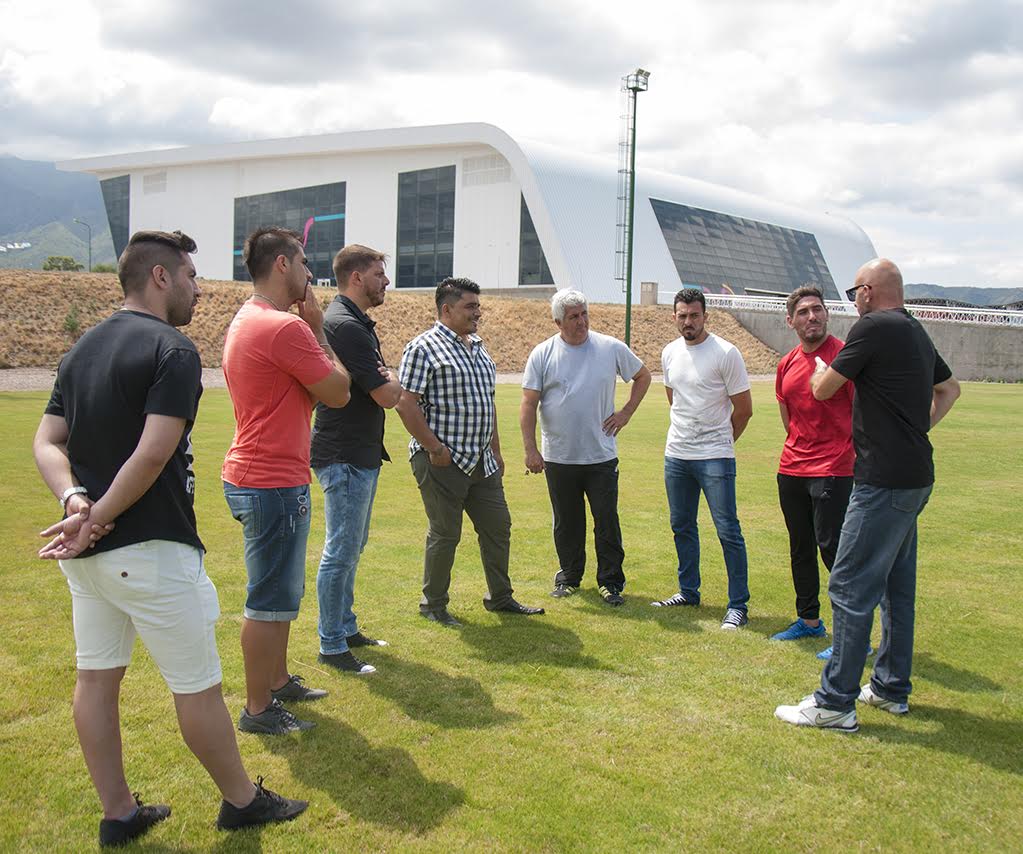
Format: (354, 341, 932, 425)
(0, 221, 116, 271)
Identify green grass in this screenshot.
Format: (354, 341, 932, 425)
(1, 382, 1020, 852)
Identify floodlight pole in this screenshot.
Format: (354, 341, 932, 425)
(73, 218, 92, 272)
(621, 69, 649, 346)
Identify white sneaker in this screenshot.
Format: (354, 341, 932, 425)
(775, 695, 859, 732)
(857, 684, 909, 715)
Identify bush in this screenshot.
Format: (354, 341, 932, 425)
(43, 256, 84, 272)
(92, 262, 116, 273)
(63, 304, 81, 338)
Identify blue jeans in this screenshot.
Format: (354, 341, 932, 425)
(815, 483, 932, 712)
(314, 463, 380, 655)
(664, 457, 749, 611)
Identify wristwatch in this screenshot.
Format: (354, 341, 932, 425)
(59, 486, 89, 511)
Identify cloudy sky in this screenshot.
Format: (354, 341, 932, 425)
(2, 0, 1020, 287)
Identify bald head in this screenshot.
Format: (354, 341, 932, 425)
(851, 258, 904, 314)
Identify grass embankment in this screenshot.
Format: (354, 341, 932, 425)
(0, 383, 1020, 851)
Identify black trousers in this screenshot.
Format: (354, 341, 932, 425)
(777, 473, 853, 621)
(546, 459, 625, 591)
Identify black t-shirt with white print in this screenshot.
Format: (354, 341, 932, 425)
(45, 310, 204, 556)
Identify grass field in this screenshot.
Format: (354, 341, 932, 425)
(1, 381, 1020, 852)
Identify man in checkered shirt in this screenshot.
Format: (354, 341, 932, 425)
(396, 277, 545, 627)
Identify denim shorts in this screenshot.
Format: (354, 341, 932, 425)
(223, 482, 311, 621)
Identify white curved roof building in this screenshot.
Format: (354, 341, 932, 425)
(60, 122, 876, 303)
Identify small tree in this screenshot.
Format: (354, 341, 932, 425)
(92, 262, 117, 273)
(43, 256, 84, 272)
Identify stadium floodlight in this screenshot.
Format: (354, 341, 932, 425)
(72, 218, 92, 272)
(616, 68, 650, 346)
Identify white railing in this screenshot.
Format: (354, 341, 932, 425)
(658, 292, 1023, 327)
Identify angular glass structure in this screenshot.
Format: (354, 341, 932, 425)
(396, 165, 455, 289)
(650, 199, 839, 299)
(518, 195, 554, 285)
(233, 182, 346, 283)
(100, 175, 130, 261)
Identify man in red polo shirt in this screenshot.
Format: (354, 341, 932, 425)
(771, 286, 854, 652)
(222, 227, 351, 735)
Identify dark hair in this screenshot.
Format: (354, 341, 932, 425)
(786, 285, 825, 317)
(435, 277, 480, 314)
(333, 244, 387, 288)
(118, 230, 197, 296)
(243, 227, 303, 281)
(673, 287, 706, 313)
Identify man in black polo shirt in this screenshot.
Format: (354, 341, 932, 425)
(311, 245, 402, 674)
(33, 230, 306, 846)
(776, 258, 961, 732)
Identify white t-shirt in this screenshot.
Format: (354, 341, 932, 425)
(523, 331, 644, 464)
(662, 333, 750, 460)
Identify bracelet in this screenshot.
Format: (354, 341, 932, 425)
(59, 486, 89, 510)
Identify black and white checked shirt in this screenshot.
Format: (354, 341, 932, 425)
(398, 321, 498, 476)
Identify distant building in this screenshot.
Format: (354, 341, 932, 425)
(60, 123, 876, 303)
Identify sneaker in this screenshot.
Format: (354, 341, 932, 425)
(598, 585, 624, 606)
(774, 695, 858, 732)
(99, 794, 170, 847)
(771, 618, 827, 641)
(347, 631, 388, 647)
(216, 776, 308, 831)
(816, 643, 874, 661)
(318, 650, 376, 674)
(550, 584, 579, 598)
(720, 607, 749, 630)
(651, 592, 699, 607)
(238, 699, 316, 735)
(271, 674, 327, 703)
(857, 684, 909, 715)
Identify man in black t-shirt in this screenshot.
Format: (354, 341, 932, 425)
(776, 258, 960, 732)
(34, 230, 306, 846)
(310, 244, 401, 674)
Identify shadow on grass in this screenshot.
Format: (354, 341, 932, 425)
(458, 616, 607, 670)
(569, 587, 708, 633)
(263, 712, 464, 833)
(866, 703, 1023, 776)
(914, 652, 1002, 693)
(362, 650, 519, 729)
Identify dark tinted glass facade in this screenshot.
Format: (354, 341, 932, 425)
(100, 175, 130, 260)
(233, 182, 346, 283)
(396, 165, 455, 289)
(519, 195, 554, 285)
(650, 199, 839, 299)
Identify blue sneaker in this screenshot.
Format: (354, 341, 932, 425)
(771, 618, 827, 641)
(816, 644, 874, 660)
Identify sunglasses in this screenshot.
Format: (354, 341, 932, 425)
(845, 283, 869, 301)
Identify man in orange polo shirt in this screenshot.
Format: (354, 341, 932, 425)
(222, 227, 351, 735)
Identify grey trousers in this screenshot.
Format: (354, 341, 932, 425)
(410, 450, 514, 611)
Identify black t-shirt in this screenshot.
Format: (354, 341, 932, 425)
(45, 310, 204, 555)
(831, 308, 952, 488)
(310, 295, 390, 470)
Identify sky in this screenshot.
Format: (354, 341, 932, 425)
(1, 0, 1020, 288)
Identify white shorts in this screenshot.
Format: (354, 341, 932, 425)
(59, 539, 223, 694)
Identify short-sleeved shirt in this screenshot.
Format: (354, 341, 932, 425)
(222, 299, 334, 488)
(310, 294, 390, 470)
(522, 331, 644, 464)
(662, 333, 751, 460)
(831, 308, 952, 488)
(776, 334, 855, 477)
(44, 310, 204, 556)
(398, 321, 498, 476)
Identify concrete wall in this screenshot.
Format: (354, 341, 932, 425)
(723, 308, 1023, 382)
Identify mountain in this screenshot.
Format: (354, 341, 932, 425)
(904, 283, 1023, 307)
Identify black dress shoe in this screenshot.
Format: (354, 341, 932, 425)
(420, 608, 462, 627)
(486, 598, 545, 615)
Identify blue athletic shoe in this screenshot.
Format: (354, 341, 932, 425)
(771, 618, 827, 641)
(816, 644, 874, 660)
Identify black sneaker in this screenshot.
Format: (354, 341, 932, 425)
(98, 793, 170, 847)
(238, 699, 316, 734)
(550, 584, 579, 598)
(598, 585, 625, 606)
(271, 673, 327, 703)
(346, 631, 389, 647)
(216, 776, 308, 831)
(318, 650, 376, 674)
(651, 592, 699, 607)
